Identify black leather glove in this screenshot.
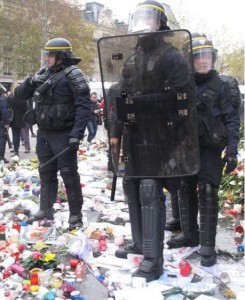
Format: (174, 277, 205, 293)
(29, 73, 49, 86)
(69, 138, 79, 151)
(223, 154, 238, 174)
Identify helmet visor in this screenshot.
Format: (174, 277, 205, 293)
(193, 49, 215, 73)
(128, 6, 163, 33)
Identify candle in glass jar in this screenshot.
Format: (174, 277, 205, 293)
(50, 273, 63, 289)
(30, 273, 39, 285)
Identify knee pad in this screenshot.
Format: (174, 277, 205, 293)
(139, 179, 163, 206)
(39, 167, 57, 183)
(123, 178, 140, 203)
(60, 167, 80, 185)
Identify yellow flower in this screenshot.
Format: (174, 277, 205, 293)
(43, 253, 56, 262)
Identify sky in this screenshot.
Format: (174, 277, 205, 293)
(86, 0, 245, 46)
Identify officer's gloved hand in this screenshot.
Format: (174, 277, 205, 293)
(69, 138, 79, 151)
(29, 73, 48, 86)
(223, 153, 238, 174)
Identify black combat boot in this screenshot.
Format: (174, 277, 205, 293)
(199, 184, 218, 267)
(167, 180, 199, 248)
(68, 213, 83, 230)
(115, 179, 143, 258)
(28, 173, 58, 224)
(60, 168, 83, 230)
(132, 179, 165, 282)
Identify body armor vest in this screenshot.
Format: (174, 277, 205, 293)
(35, 66, 89, 131)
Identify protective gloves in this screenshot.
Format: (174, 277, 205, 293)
(69, 138, 80, 151)
(223, 153, 238, 174)
(29, 73, 49, 86)
(28, 68, 49, 86)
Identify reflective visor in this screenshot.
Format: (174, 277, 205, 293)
(128, 4, 165, 33)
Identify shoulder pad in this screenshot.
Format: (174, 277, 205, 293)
(219, 74, 241, 109)
(65, 66, 90, 94)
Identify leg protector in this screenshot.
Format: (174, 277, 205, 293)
(167, 180, 199, 248)
(60, 168, 83, 229)
(132, 179, 165, 282)
(165, 190, 181, 231)
(32, 169, 58, 221)
(199, 184, 218, 266)
(115, 178, 143, 259)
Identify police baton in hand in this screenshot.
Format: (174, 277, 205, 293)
(110, 138, 121, 201)
(39, 147, 70, 169)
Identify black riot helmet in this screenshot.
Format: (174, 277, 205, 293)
(44, 37, 81, 66)
(183, 32, 217, 72)
(191, 33, 217, 60)
(128, 0, 169, 33)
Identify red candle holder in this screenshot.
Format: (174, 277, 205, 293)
(70, 259, 80, 268)
(179, 260, 192, 277)
(30, 273, 39, 285)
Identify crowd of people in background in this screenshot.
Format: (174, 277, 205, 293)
(0, 87, 37, 163)
(0, 85, 104, 164)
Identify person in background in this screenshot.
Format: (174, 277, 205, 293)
(15, 37, 91, 230)
(86, 91, 102, 145)
(167, 33, 240, 267)
(21, 122, 31, 153)
(7, 94, 28, 157)
(28, 98, 37, 137)
(0, 84, 10, 163)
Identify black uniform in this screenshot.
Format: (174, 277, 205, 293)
(106, 33, 197, 282)
(15, 64, 91, 228)
(167, 70, 240, 266)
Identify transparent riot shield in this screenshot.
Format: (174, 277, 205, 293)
(98, 29, 199, 178)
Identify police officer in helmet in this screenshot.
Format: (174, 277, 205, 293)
(15, 37, 91, 230)
(167, 33, 240, 267)
(103, 1, 198, 281)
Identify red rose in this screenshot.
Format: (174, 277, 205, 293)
(31, 251, 43, 260)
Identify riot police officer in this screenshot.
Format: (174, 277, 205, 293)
(15, 38, 91, 230)
(167, 33, 240, 267)
(99, 1, 199, 282)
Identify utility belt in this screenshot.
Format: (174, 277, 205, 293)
(198, 115, 227, 150)
(36, 103, 75, 130)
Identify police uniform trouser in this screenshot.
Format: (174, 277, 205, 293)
(36, 130, 83, 223)
(60, 167, 83, 223)
(198, 148, 223, 255)
(140, 179, 165, 259)
(178, 178, 199, 240)
(39, 167, 58, 213)
(123, 178, 143, 250)
(132, 179, 165, 281)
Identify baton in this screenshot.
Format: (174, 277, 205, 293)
(40, 146, 70, 169)
(110, 174, 117, 201)
(110, 139, 121, 201)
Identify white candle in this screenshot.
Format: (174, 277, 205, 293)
(233, 204, 242, 214)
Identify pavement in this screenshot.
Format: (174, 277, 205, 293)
(1, 124, 244, 299)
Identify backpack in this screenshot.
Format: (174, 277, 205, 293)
(219, 74, 241, 110)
